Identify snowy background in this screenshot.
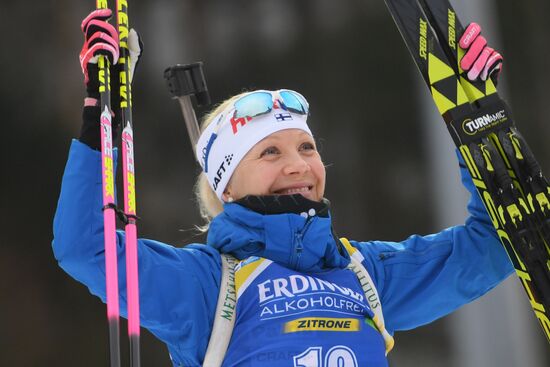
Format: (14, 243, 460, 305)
(1, 0, 549, 366)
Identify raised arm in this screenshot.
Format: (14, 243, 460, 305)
(52, 10, 221, 364)
(52, 140, 221, 362)
(350, 22, 513, 333)
(353, 153, 514, 333)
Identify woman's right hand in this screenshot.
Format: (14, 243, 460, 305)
(79, 9, 119, 88)
(79, 9, 143, 106)
(77, 9, 143, 150)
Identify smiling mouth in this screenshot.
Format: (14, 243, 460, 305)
(273, 186, 313, 195)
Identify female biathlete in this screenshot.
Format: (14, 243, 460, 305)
(53, 9, 512, 366)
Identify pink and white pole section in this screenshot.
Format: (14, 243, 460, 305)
(122, 122, 141, 367)
(116, 0, 141, 365)
(100, 103, 121, 367)
(100, 105, 120, 322)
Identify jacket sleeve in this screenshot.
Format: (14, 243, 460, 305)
(52, 139, 221, 362)
(351, 154, 515, 333)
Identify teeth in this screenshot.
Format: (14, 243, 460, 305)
(279, 186, 310, 195)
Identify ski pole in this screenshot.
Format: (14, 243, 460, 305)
(164, 63, 211, 155)
(96, 0, 122, 365)
(115, 0, 141, 366)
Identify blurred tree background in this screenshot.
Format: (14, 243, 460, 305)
(1, 0, 549, 366)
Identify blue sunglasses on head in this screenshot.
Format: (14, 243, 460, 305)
(201, 89, 309, 173)
(233, 89, 309, 119)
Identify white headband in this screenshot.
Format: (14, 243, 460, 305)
(195, 95, 312, 199)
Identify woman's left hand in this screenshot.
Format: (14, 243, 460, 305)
(459, 22, 503, 83)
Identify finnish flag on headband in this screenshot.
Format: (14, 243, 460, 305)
(275, 113, 293, 121)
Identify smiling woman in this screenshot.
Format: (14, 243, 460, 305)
(224, 129, 325, 201)
(52, 9, 516, 367)
(193, 90, 326, 222)
(196, 91, 326, 216)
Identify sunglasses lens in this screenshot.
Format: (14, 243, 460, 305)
(280, 90, 308, 114)
(234, 92, 273, 118)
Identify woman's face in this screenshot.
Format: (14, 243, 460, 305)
(223, 129, 326, 202)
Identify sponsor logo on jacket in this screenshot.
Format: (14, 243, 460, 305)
(257, 275, 367, 320)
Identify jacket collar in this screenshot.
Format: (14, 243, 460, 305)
(206, 195, 350, 272)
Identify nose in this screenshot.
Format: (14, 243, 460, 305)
(282, 152, 310, 176)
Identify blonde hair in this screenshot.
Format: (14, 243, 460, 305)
(194, 91, 250, 228)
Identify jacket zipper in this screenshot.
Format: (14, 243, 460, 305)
(291, 218, 314, 268)
(291, 233, 304, 269)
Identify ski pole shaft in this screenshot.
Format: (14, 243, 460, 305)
(115, 0, 141, 366)
(96, 0, 121, 365)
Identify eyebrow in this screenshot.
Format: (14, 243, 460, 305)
(264, 131, 311, 142)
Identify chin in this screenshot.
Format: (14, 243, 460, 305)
(301, 193, 316, 201)
(295, 192, 321, 202)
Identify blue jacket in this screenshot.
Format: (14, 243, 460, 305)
(52, 140, 514, 366)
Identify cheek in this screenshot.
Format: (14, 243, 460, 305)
(233, 163, 280, 196)
(310, 156, 326, 186)
(255, 164, 281, 189)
